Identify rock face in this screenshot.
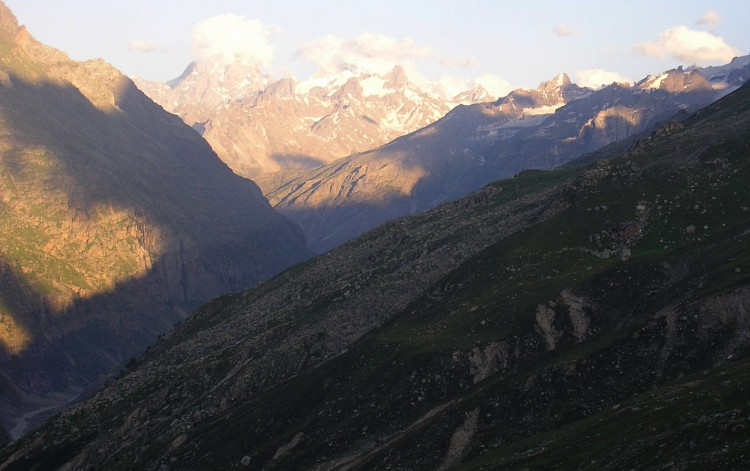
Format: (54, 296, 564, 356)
(4, 77, 750, 470)
(259, 67, 742, 252)
(0, 1, 311, 436)
(134, 63, 491, 177)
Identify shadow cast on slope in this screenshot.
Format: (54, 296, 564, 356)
(270, 153, 326, 171)
(0, 63, 310, 433)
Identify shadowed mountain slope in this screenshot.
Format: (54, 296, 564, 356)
(0, 1, 311, 440)
(4, 75, 750, 469)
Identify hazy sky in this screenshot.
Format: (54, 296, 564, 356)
(5, 1, 749, 96)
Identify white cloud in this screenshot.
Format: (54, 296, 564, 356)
(297, 32, 510, 98)
(553, 25, 578, 37)
(634, 25, 740, 65)
(128, 40, 159, 53)
(474, 73, 514, 98)
(434, 75, 471, 98)
(192, 14, 278, 69)
(696, 9, 721, 27)
(298, 32, 432, 76)
(574, 69, 632, 89)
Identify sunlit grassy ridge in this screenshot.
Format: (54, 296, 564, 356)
(0, 146, 149, 295)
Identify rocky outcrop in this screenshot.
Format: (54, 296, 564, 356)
(467, 342, 509, 383)
(438, 408, 479, 471)
(560, 289, 591, 342)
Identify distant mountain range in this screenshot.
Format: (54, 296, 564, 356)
(0, 1, 311, 440)
(259, 60, 750, 251)
(134, 62, 490, 177)
(6, 73, 750, 470)
(1, 0, 750, 462)
(136, 43, 750, 254)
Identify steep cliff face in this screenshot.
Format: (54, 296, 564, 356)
(0, 1, 311, 436)
(3, 77, 749, 470)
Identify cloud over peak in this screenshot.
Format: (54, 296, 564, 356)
(192, 14, 278, 69)
(634, 25, 740, 65)
(298, 32, 432, 76)
(574, 69, 632, 89)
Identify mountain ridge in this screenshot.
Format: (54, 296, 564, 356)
(259, 61, 748, 252)
(3, 76, 749, 469)
(133, 61, 492, 177)
(0, 0, 311, 440)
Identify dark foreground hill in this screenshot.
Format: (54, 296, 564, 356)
(3, 76, 750, 471)
(0, 1, 311, 441)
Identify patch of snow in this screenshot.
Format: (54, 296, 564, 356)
(646, 73, 668, 90)
(360, 76, 388, 97)
(382, 110, 408, 133)
(402, 86, 424, 104)
(699, 55, 750, 83)
(474, 113, 549, 141)
(297, 71, 355, 95)
(523, 103, 564, 116)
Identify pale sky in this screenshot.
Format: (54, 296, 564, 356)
(4, 0, 749, 96)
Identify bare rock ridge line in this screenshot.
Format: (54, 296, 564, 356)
(134, 62, 490, 178)
(260, 63, 749, 252)
(135, 31, 749, 254)
(0, 0, 311, 440)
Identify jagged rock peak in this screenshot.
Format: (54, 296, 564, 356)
(454, 83, 490, 102)
(539, 73, 572, 92)
(334, 75, 363, 99)
(0, 1, 19, 38)
(168, 58, 268, 93)
(637, 68, 712, 93)
(384, 65, 409, 87)
(166, 62, 196, 89)
(264, 76, 296, 98)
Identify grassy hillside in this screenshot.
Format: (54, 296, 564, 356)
(2, 81, 750, 470)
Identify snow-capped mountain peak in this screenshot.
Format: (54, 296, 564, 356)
(636, 67, 712, 94)
(134, 60, 493, 176)
(697, 54, 750, 91)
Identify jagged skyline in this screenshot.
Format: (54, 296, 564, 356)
(5, 1, 748, 96)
